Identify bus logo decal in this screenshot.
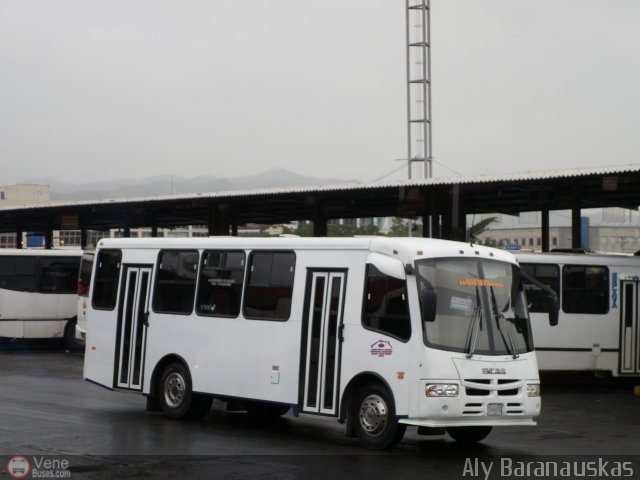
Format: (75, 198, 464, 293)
(482, 368, 506, 375)
(611, 272, 618, 309)
(370, 340, 393, 357)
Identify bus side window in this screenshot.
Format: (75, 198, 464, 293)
(362, 264, 411, 341)
(562, 265, 609, 314)
(39, 257, 81, 294)
(196, 250, 245, 317)
(0, 256, 37, 292)
(153, 250, 199, 315)
(243, 251, 295, 321)
(92, 250, 122, 310)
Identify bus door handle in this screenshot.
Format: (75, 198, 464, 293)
(142, 312, 150, 327)
(338, 323, 345, 342)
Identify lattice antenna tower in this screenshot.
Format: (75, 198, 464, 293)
(406, 0, 432, 179)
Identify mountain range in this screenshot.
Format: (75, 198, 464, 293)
(26, 169, 358, 201)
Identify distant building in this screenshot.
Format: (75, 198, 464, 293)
(0, 185, 50, 248)
(0, 184, 49, 206)
(474, 208, 640, 254)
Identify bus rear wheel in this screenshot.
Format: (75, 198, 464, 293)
(64, 318, 84, 351)
(351, 383, 406, 450)
(159, 363, 195, 419)
(446, 426, 492, 444)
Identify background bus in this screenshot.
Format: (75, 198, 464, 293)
(516, 251, 640, 376)
(75, 251, 95, 344)
(0, 249, 83, 350)
(84, 237, 555, 449)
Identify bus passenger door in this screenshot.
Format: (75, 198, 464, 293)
(115, 266, 152, 390)
(301, 270, 346, 416)
(620, 280, 640, 375)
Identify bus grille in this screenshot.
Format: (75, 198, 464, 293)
(461, 379, 525, 416)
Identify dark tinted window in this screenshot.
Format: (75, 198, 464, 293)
(92, 250, 122, 310)
(521, 263, 560, 313)
(78, 253, 95, 297)
(196, 250, 245, 317)
(0, 256, 37, 292)
(243, 251, 295, 320)
(362, 264, 411, 341)
(153, 250, 198, 314)
(40, 257, 81, 294)
(562, 265, 609, 314)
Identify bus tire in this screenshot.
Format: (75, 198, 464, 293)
(64, 318, 84, 352)
(244, 400, 289, 418)
(159, 363, 194, 419)
(446, 426, 492, 444)
(351, 383, 406, 450)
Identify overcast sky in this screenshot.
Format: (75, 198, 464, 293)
(1, 0, 639, 186)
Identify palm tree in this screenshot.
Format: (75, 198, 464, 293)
(467, 216, 498, 243)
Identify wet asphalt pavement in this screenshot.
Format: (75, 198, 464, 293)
(1, 343, 639, 479)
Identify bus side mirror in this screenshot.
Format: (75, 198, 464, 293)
(420, 288, 437, 323)
(546, 292, 559, 327)
(520, 269, 559, 327)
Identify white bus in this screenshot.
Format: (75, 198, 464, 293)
(83, 236, 557, 449)
(75, 251, 95, 343)
(516, 251, 640, 377)
(0, 249, 83, 350)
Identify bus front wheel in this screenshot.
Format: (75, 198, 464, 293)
(351, 383, 406, 450)
(447, 426, 492, 444)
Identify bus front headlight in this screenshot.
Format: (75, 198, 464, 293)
(426, 384, 459, 397)
(526, 384, 541, 397)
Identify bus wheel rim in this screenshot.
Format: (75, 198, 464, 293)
(358, 394, 388, 436)
(164, 372, 186, 408)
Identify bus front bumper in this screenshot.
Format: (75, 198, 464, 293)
(400, 378, 541, 428)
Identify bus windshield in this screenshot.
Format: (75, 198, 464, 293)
(416, 258, 533, 356)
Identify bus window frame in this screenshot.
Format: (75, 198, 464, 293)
(152, 249, 200, 316)
(195, 249, 246, 318)
(91, 249, 123, 311)
(242, 250, 296, 322)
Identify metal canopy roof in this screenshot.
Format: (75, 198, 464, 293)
(1, 164, 639, 234)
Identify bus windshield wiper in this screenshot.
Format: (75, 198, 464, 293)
(490, 286, 519, 359)
(465, 287, 482, 358)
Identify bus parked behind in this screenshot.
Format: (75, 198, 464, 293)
(0, 249, 82, 350)
(75, 251, 95, 344)
(516, 250, 640, 376)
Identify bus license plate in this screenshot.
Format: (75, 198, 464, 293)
(487, 403, 503, 416)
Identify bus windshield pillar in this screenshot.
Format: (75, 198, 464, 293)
(541, 209, 550, 252)
(313, 204, 327, 237)
(571, 207, 582, 249)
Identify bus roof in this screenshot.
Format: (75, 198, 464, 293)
(514, 250, 640, 267)
(97, 236, 518, 266)
(0, 248, 83, 257)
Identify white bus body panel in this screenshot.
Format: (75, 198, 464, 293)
(84, 237, 541, 430)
